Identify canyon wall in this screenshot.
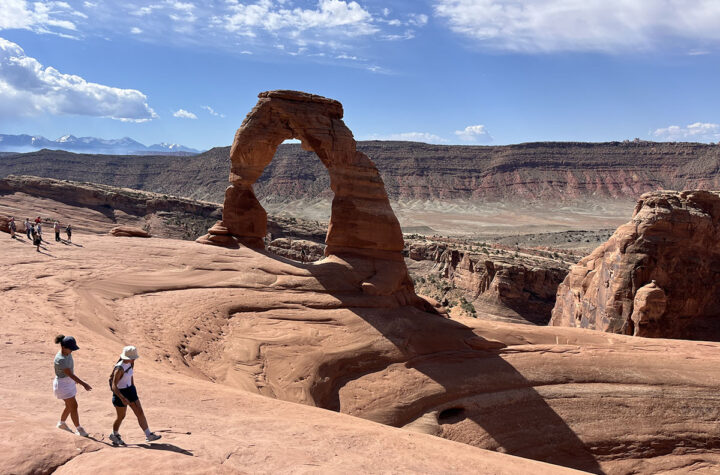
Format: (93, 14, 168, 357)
(408, 241, 569, 324)
(550, 190, 720, 340)
(2, 141, 719, 204)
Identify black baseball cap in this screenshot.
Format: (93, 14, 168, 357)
(61, 336, 80, 351)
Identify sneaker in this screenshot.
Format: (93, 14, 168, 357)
(57, 421, 71, 432)
(109, 433, 126, 446)
(145, 432, 162, 442)
(75, 427, 89, 437)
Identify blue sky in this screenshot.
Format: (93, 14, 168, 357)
(1, 0, 719, 150)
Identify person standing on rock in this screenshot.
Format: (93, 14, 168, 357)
(25, 219, 32, 239)
(66, 224, 72, 242)
(33, 229, 42, 251)
(109, 346, 162, 446)
(9, 217, 16, 239)
(53, 335, 92, 437)
(54, 221, 61, 242)
(36, 221, 43, 242)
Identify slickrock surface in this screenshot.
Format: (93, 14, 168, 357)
(407, 241, 570, 324)
(550, 190, 720, 340)
(0, 175, 221, 240)
(199, 91, 415, 302)
(1, 233, 581, 475)
(0, 175, 327, 249)
(2, 232, 719, 473)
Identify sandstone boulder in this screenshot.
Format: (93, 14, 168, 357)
(109, 226, 151, 238)
(550, 190, 720, 340)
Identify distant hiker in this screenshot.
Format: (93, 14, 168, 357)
(108, 346, 162, 446)
(54, 221, 61, 241)
(35, 216, 41, 225)
(25, 219, 32, 239)
(66, 224, 72, 242)
(33, 230, 41, 252)
(300, 247, 306, 263)
(53, 335, 92, 437)
(9, 217, 16, 239)
(36, 221, 43, 241)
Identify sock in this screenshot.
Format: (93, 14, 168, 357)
(144, 428, 152, 436)
(112, 431, 119, 436)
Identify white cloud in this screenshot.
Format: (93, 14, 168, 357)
(221, 0, 377, 37)
(2, 0, 429, 65)
(367, 132, 448, 144)
(167, 0, 196, 22)
(201, 105, 225, 118)
(408, 13, 428, 27)
(433, 0, 720, 53)
(0, 0, 79, 33)
(132, 5, 162, 17)
(0, 37, 157, 121)
(455, 124, 492, 142)
(653, 122, 720, 142)
(173, 108, 197, 119)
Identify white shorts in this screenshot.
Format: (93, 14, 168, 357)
(53, 376, 77, 400)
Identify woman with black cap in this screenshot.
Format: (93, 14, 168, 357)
(53, 334, 92, 436)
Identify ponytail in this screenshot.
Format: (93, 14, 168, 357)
(54, 334, 65, 344)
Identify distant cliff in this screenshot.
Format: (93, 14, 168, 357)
(1, 141, 719, 203)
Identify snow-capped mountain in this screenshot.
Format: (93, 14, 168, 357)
(0, 134, 201, 155)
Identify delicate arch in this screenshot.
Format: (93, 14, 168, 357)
(199, 90, 405, 260)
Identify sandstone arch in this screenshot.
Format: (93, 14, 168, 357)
(198, 90, 414, 300)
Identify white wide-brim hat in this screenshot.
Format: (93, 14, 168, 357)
(120, 345, 140, 360)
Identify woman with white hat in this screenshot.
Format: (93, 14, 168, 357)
(109, 345, 161, 446)
(53, 334, 92, 437)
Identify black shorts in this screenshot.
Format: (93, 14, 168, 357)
(112, 385, 139, 407)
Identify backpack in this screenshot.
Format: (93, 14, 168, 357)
(108, 359, 123, 389)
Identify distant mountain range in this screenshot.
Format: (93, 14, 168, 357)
(0, 133, 201, 155)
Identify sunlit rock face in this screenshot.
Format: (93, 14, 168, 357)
(551, 190, 720, 341)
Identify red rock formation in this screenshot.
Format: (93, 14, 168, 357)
(550, 190, 720, 340)
(408, 241, 568, 324)
(267, 238, 325, 262)
(198, 90, 414, 301)
(109, 226, 151, 238)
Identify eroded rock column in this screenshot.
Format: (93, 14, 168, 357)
(550, 190, 720, 340)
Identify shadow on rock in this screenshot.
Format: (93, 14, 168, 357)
(257, 250, 604, 474)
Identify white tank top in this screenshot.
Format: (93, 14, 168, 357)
(115, 361, 133, 389)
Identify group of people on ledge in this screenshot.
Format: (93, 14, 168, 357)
(6, 216, 72, 251)
(53, 335, 161, 446)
